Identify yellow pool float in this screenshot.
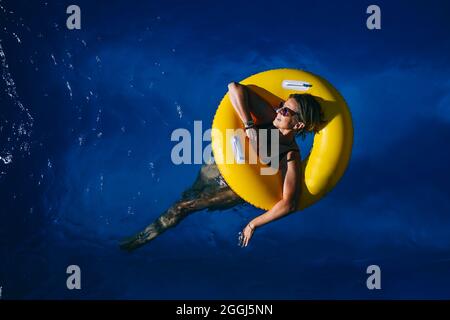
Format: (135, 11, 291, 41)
(211, 68, 353, 211)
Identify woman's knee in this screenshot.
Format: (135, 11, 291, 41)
(228, 81, 245, 92)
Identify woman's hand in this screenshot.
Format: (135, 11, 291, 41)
(238, 222, 256, 247)
(245, 127, 258, 147)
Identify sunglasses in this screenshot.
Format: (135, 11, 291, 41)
(276, 102, 300, 118)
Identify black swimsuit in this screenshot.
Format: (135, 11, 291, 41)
(207, 123, 300, 190)
(255, 122, 301, 163)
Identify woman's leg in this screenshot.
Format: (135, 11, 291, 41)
(120, 164, 244, 251)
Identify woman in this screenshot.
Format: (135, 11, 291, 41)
(120, 82, 325, 251)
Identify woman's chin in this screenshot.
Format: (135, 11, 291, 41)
(273, 118, 282, 128)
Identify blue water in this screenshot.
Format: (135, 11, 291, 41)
(1, 0, 450, 299)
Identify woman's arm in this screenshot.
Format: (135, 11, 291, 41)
(227, 82, 277, 126)
(239, 151, 301, 247)
(250, 151, 301, 228)
(228, 82, 253, 126)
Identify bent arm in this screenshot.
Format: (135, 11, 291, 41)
(228, 82, 253, 125)
(250, 151, 301, 228)
(228, 82, 277, 126)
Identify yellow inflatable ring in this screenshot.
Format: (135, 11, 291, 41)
(211, 68, 353, 211)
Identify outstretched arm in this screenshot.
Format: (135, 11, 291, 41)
(240, 151, 301, 246)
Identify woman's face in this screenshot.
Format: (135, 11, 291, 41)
(273, 98, 303, 131)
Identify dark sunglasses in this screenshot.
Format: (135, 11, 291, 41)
(276, 102, 300, 118)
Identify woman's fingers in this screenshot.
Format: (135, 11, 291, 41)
(244, 229, 250, 247)
(239, 230, 247, 247)
(238, 231, 245, 247)
(246, 129, 258, 152)
(238, 226, 254, 247)
(246, 128, 257, 142)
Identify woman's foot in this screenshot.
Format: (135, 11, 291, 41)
(119, 224, 161, 252)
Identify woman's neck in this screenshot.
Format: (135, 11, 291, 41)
(278, 128, 296, 144)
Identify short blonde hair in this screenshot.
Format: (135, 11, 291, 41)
(289, 93, 326, 140)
